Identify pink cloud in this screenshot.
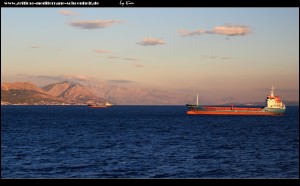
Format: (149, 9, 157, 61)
(137, 37, 166, 46)
(107, 56, 120, 59)
(69, 20, 124, 29)
(213, 25, 250, 36)
(94, 50, 111, 53)
(62, 74, 89, 80)
(178, 24, 251, 37)
(58, 10, 79, 16)
(123, 57, 139, 61)
(177, 29, 207, 37)
(134, 63, 144, 68)
(201, 55, 232, 60)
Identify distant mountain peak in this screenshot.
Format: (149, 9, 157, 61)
(56, 80, 79, 86)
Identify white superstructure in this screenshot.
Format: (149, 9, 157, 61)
(265, 86, 285, 109)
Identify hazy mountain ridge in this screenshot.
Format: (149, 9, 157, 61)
(84, 81, 194, 105)
(43, 81, 105, 104)
(1, 81, 105, 105)
(1, 80, 195, 105)
(1, 82, 46, 93)
(1, 82, 65, 104)
(43, 81, 72, 97)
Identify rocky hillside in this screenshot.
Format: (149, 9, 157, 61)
(1, 80, 194, 105)
(1, 82, 65, 104)
(85, 81, 193, 105)
(1, 81, 105, 105)
(1, 82, 46, 93)
(43, 81, 105, 104)
(43, 81, 71, 97)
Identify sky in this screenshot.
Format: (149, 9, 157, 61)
(1, 8, 299, 102)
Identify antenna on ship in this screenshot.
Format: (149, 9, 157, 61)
(271, 86, 275, 97)
(196, 93, 199, 106)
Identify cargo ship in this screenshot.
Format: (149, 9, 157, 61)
(186, 86, 286, 116)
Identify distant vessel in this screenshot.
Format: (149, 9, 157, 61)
(87, 101, 113, 108)
(186, 86, 286, 116)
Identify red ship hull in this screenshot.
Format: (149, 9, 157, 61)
(186, 106, 282, 116)
(186, 110, 278, 116)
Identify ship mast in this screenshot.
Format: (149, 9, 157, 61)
(196, 93, 199, 106)
(271, 86, 275, 97)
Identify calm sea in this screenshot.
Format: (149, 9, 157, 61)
(1, 105, 299, 178)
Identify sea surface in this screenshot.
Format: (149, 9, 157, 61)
(1, 106, 299, 178)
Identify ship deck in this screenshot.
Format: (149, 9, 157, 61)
(203, 106, 262, 111)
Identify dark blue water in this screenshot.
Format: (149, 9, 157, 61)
(1, 106, 299, 178)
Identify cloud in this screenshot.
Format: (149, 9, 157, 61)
(119, 58, 143, 67)
(69, 19, 124, 29)
(177, 29, 207, 37)
(107, 56, 120, 59)
(108, 80, 133, 84)
(213, 25, 250, 36)
(178, 24, 250, 37)
(62, 74, 89, 81)
(95, 50, 111, 53)
(18, 74, 63, 81)
(220, 57, 231, 60)
(123, 57, 139, 61)
(201, 55, 217, 59)
(134, 63, 144, 68)
(30, 45, 40, 48)
(201, 55, 231, 60)
(18, 74, 91, 82)
(137, 37, 166, 46)
(58, 10, 79, 16)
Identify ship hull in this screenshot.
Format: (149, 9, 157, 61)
(186, 105, 285, 116)
(186, 110, 283, 116)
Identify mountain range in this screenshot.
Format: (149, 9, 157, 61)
(84, 81, 193, 105)
(1, 81, 194, 105)
(1, 81, 105, 105)
(1, 81, 298, 106)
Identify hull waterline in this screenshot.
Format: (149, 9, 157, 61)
(186, 110, 283, 116)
